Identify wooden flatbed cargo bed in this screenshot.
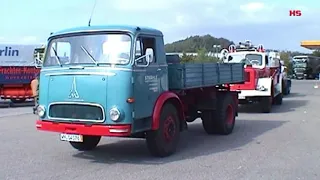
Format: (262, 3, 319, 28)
(168, 62, 245, 90)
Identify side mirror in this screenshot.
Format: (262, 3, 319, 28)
(220, 49, 228, 60)
(34, 52, 43, 68)
(228, 56, 233, 61)
(145, 48, 154, 63)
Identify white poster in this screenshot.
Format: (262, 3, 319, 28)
(0, 44, 43, 66)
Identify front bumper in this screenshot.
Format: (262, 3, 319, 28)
(238, 89, 271, 99)
(36, 120, 131, 137)
(294, 73, 306, 78)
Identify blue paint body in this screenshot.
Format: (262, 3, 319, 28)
(38, 25, 168, 133)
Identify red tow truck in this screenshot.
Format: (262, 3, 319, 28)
(222, 41, 284, 113)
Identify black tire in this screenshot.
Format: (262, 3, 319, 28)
(10, 98, 26, 103)
(260, 96, 272, 113)
(201, 93, 236, 135)
(69, 135, 101, 151)
(146, 103, 180, 157)
(282, 84, 286, 95)
(282, 81, 289, 95)
(273, 93, 283, 105)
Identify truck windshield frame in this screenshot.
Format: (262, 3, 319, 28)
(43, 33, 132, 67)
(228, 53, 263, 66)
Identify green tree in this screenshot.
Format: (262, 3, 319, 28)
(181, 51, 195, 63)
(280, 51, 293, 75)
(312, 50, 320, 57)
(195, 48, 207, 62)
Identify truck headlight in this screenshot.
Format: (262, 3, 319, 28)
(109, 107, 121, 121)
(37, 105, 46, 117)
(256, 85, 267, 91)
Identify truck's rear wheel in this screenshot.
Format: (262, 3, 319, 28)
(146, 103, 180, 157)
(201, 93, 236, 135)
(69, 135, 101, 151)
(10, 98, 26, 103)
(260, 96, 272, 113)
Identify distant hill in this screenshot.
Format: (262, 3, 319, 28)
(164, 34, 320, 58)
(165, 35, 234, 53)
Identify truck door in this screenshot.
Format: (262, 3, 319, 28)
(132, 36, 161, 120)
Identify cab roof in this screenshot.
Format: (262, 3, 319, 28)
(50, 25, 163, 38)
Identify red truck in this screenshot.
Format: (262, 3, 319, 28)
(0, 44, 41, 103)
(222, 41, 284, 113)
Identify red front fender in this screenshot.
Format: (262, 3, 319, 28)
(151, 91, 184, 130)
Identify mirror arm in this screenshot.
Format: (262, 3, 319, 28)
(134, 54, 149, 68)
(134, 54, 146, 62)
(36, 58, 43, 63)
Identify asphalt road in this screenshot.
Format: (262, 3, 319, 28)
(1, 80, 320, 180)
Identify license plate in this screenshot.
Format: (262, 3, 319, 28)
(60, 133, 83, 142)
(238, 96, 245, 99)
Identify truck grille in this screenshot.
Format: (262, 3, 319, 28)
(48, 103, 105, 121)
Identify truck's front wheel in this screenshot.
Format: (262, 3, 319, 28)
(273, 93, 283, 105)
(69, 135, 101, 151)
(146, 103, 180, 157)
(260, 96, 272, 113)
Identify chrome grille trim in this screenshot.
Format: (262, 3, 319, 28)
(47, 102, 105, 123)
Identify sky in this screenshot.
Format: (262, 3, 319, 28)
(0, 0, 319, 53)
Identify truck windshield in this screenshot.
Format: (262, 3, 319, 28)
(293, 58, 307, 68)
(293, 62, 307, 68)
(43, 33, 132, 66)
(228, 53, 263, 66)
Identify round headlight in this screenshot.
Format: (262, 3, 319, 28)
(37, 105, 46, 117)
(109, 107, 120, 121)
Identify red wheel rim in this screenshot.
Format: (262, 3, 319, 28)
(163, 115, 176, 142)
(226, 104, 234, 125)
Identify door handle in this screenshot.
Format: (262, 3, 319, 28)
(157, 68, 161, 71)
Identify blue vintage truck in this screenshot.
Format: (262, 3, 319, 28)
(35, 25, 245, 157)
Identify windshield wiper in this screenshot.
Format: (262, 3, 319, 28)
(80, 46, 98, 66)
(51, 46, 62, 66)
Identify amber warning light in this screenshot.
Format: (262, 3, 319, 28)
(289, 10, 302, 16)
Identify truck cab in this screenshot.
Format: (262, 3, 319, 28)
(35, 25, 181, 156)
(292, 56, 308, 79)
(35, 25, 168, 133)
